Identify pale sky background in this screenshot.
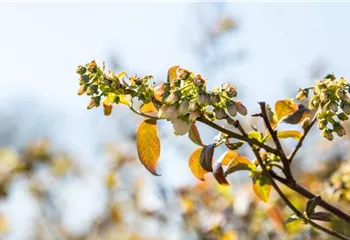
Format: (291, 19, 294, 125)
(0, 2, 350, 239)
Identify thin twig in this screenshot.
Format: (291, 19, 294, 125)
(288, 117, 317, 164)
(259, 102, 294, 180)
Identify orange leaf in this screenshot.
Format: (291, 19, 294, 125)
(136, 119, 161, 176)
(189, 148, 208, 181)
(188, 123, 204, 146)
(275, 99, 298, 121)
(140, 102, 157, 113)
(219, 150, 239, 166)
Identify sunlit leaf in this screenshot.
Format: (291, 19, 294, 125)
(248, 131, 263, 142)
(119, 94, 131, 106)
(200, 144, 215, 172)
(213, 161, 229, 185)
(136, 119, 161, 176)
(188, 123, 204, 146)
(167, 65, 179, 83)
(188, 148, 208, 181)
(252, 173, 271, 202)
(219, 150, 239, 166)
(116, 71, 127, 80)
(275, 99, 298, 121)
(265, 130, 303, 141)
(225, 156, 256, 176)
(140, 102, 157, 113)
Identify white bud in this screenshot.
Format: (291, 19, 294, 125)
(178, 99, 190, 116)
(172, 118, 192, 136)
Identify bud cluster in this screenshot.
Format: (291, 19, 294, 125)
(77, 61, 248, 136)
(296, 74, 350, 140)
(329, 162, 350, 202)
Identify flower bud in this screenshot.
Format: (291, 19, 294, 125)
(179, 68, 190, 80)
(158, 105, 168, 119)
(154, 82, 166, 100)
(327, 101, 338, 113)
(172, 118, 192, 136)
(87, 97, 100, 109)
(189, 101, 198, 112)
(164, 91, 181, 105)
(209, 93, 220, 105)
(214, 107, 226, 120)
(77, 86, 86, 95)
(164, 105, 179, 121)
(336, 88, 346, 99)
(322, 128, 333, 141)
(301, 117, 310, 129)
(227, 86, 237, 98)
(338, 112, 349, 121)
(76, 65, 87, 75)
(188, 111, 200, 122)
(296, 89, 308, 100)
(236, 102, 248, 116)
(197, 92, 210, 106)
(80, 75, 90, 83)
(311, 95, 321, 108)
(193, 74, 205, 86)
(103, 100, 113, 116)
(318, 119, 327, 130)
(340, 101, 350, 115)
(178, 99, 190, 116)
(320, 89, 328, 102)
(334, 123, 346, 137)
(226, 101, 237, 117)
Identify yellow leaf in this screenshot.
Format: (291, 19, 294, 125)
(275, 99, 298, 121)
(119, 95, 131, 106)
(116, 71, 127, 80)
(189, 148, 208, 181)
(188, 123, 204, 146)
(140, 102, 157, 113)
(265, 130, 303, 141)
(225, 156, 256, 176)
(252, 173, 271, 202)
(136, 119, 161, 176)
(219, 150, 239, 166)
(167, 65, 179, 83)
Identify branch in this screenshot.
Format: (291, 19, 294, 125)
(288, 117, 317, 164)
(258, 102, 293, 180)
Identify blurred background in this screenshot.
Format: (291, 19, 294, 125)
(0, 2, 350, 240)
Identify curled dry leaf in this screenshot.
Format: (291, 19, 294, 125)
(200, 144, 215, 172)
(213, 161, 229, 186)
(188, 148, 208, 181)
(188, 123, 204, 146)
(136, 119, 161, 176)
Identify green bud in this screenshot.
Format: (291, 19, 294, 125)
(102, 78, 112, 86)
(301, 117, 310, 129)
(80, 75, 90, 83)
(296, 89, 308, 100)
(178, 99, 189, 116)
(336, 88, 346, 99)
(325, 73, 336, 81)
(76, 65, 87, 75)
(340, 101, 350, 115)
(164, 90, 181, 105)
(197, 92, 210, 106)
(322, 128, 333, 141)
(318, 119, 327, 130)
(77, 86, 86, 95)
(334, 123, 346, 137)
(320, 89, 328, 103)
(327, 101, 338, 113)
(209, 93, 220, 105)
(227, 86, 237, 98)
(311, 95, 320, 107)
(236, 102, 248, 116)
(214, 107, 226, 120)
(338, 112, 348, 121)
(226, 101, 237, 117)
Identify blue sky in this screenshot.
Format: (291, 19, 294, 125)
(1, 2, 350, 239)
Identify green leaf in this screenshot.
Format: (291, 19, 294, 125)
(284, 215, 300, 225)
(136, 119, 161, 176)
(225, 156, 256, 176)
(248, 131, 263, 142)
(306, 196, 321, 216)
(252, 173, 272, 202)
(199, 144, 215, 172)
(188, 123, 204, 146)
(225, 141, 244, 150)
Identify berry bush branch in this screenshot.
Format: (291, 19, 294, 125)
(76, 61, 350, 239)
